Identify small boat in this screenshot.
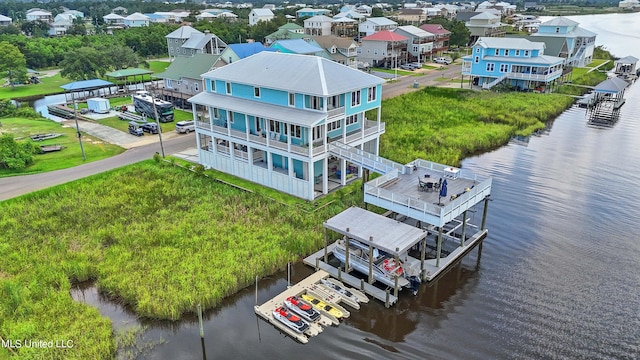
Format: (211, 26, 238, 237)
(284, 296, 321, 323)
(333, 239, 411, 288)
(272, 306, 309, 334)
(319, 278, 361, 305)
(301, 294, 344, 319)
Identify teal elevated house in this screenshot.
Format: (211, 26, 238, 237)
(188, 52, 385, 200)
(461, 37, 564, 91)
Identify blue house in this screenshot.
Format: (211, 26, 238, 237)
(296, 7, 331, 19)
(531, 17, 596, 68)
(188, 52, 385, 200)
(461, 37, 565, 91)
(270, 39, 326, 57)
(219, 43, 276, 65)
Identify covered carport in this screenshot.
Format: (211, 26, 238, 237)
(105, 68, 154, 94)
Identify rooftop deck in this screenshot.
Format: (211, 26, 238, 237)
(364, 159, 492, 227)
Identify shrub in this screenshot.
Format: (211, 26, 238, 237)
(0, 133, 37, 169)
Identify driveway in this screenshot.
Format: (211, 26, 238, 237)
(62, 119, 182, 149)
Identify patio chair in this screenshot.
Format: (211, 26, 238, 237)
(426, 182, 434, 192)
(418, 177, 427, 192)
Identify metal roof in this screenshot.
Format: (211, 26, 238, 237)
(594, 77, 629, 94)
(615, 56, 639, 64)
(181, 33, 220, 49)
(166, 25, 202, 39)
(228, 43, 276, 59)
(60, 79, 114, 91)
(105, 68, 153, 78)
(187, 92, 327, 127)
(364, 17, 397, 26)
(419, 24, 450, 35)
(362, 30, 408, 42)
(481, 54, 564, 65)
(200, 52, 383, 96)
(476, 37, 545, 50)
(272, 39, 323, 54)
(396, 25, 434, 39)
(324, 207, 428, 255)
(153, 54, 218, 80)
(540, 16, 578, 27)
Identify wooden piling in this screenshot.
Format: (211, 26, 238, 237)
(197, 304, 204, 338)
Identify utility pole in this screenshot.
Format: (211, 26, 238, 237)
(72, 92, 86, 161)
(151, 91, 166, 158)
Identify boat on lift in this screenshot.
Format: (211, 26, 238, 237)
(284, 296, 321, 323)
(272, 306, 310, 334)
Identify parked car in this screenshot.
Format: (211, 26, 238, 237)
(434, 57, 452, 65)
(128, 122, 144, 137)
(176, 121, 195, 134)
(399, 64, 415, 71)
(141, 122, 159, 134)
(408, 62, 422, 69)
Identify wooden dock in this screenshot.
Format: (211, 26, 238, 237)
(254, 270, 336, 344)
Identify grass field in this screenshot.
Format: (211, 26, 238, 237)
(0, 160, 365, 359)
(0, 117, 124, 177)
(0, 74, 68, 100)
(378, 87, 575, 165)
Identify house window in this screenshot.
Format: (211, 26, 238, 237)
(289, 93, 295, 106)
(346, 114, 358, 125)
(367, 86, 376, 102)
(374, 49, 378, 55)
(500, 64, 509, 73)
(505, 49, 509, 56)
(351, 90, 361, 107)
(524, 50, 530, 57)
(309, 96, 321, 110)
(167, 79, 173, 89)
(413, 45, 418, 52)
(211, 80, 216, 92)
(475, 47, 480, 53)
(269, 119, 280, 133)
(255, 117, 261, 131)
(213, 108, 219, 119)
(555, 27, 560, 33)
(328, 120, 341, 131)
(474, 56, 479, 64)
(194, 82, 199, 92)
(228, 111, 234, 123)
(226, 82, 231, 94)
(254, 87, 260, 98)
(515, 50, 521, 56)
(495, 48, 500, 55)
(170, 47, 173, 54)
(291, 125, 302, 138)
(486, 63, 495, 72)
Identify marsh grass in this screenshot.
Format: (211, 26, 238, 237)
(0, 160, 365, 358)
(378, 87, 574, 165)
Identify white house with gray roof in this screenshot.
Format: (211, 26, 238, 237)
(188, 52, 386, 200)
(0, 14, 13, 26)
(249, 8, 274, 25)
(124, 12, 150, 27)
(358, 17, 398, 37)
(166, 26, 203, 61)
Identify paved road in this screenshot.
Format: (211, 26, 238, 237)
(0, 133, 195, 202)
(382, 63, 465, 99)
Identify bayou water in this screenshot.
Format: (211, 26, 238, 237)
(72, 13, 640, 359)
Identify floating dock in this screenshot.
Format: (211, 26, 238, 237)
(254, 270, 367, 343)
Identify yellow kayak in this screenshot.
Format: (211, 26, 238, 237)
(301, 294, 344, 319)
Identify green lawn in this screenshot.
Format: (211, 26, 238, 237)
(147, 60, 170, 73)
(0, 73, 69, 100)
(0, 117, 124, 177)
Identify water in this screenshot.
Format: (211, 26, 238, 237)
(71, 13, 640, 359)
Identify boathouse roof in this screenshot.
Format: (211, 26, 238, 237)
(324, 206, 428, 255)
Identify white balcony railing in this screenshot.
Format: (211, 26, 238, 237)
(196, 121, 211, 130)
(508, 69, 562, 81)
(327, 106, 345, 119)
